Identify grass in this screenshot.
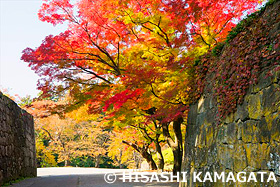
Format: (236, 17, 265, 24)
(2, 177, 31, 186)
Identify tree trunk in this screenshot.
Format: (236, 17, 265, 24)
(141, 150, 158, 170)
(172, 117, 183, 173)
(95, 155, 101, 168)
(122, 141, 157, 170)
(162, 117, 183, 174)
(172, 145, 182, 174)
(64, 160, 71, 166)
(155, 135, 164, 171)
(133, 151, 141, 169)
(118, 149, 123, 169)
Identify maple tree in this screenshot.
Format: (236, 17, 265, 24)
(108, 128, 148, 169)
(34, 114, 84, 166)
(22, 0, 263, 172)
(25, 100, 112, 167)
(103, 105, 166, 170)
(36, 138, 57, 167)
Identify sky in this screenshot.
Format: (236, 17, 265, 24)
(0, 0, 66, 98)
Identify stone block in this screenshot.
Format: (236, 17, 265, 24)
(224, 113, 235, 123)
(205, 126, 214, 146)
(272, 65, 280, 83)
(233, 143, 247, 171)
(235, 102, 249, 121)
(187, 103, 198, 126)
(226, 123, 237, 144)
(239, 120, 260, 143)
(271, 116, 280, 142)
(246, 93, 263, 120)
(194, 148, 208, 168)
(217, 145, 234, 170)
(262, 84, 280, 116)
(245, 143, 270, 170)
(196, 126, 206, 148)
(197, 96, 205, 113)
(196, 112, 207, 127)
(217, 125, 227, 143)
(251, 70, 273, 93)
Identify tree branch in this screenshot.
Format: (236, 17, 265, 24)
(77, 66, 112, 84)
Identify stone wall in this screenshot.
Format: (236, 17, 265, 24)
(181, 66, 280, 186)
(0, 92, 36, 185)
(181, 1, 280, 186)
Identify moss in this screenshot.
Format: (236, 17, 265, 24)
(212, 42, 225, 56)
(265, 113, 278, 130)
(245, 143, 270, 169)
(247, 93, 262, 120)
(205, 126, 214, 146)
(233, 144, 247, 171)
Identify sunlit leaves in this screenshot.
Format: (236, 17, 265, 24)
(21, 0, 264, 168)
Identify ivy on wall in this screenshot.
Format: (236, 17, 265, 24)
(194, 0, 280, 120)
